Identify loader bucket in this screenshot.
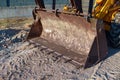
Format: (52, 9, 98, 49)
(27, 0, 108, 68)
(27, 9, 107, 68)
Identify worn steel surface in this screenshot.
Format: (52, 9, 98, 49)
(28, 10, 96, 55)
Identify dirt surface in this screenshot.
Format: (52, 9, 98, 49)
(0, 18, 120, 80)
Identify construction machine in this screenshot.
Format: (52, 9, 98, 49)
(27, 0, 120, 68)
(93, 0, 120, 48)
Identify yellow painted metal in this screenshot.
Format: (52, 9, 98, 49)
(93, 0, 120, 22)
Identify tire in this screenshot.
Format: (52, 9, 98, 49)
(108, 23, 120, 48)
(106, 12, 120, 48)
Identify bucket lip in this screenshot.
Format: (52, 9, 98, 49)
(30, 37, 88, 67)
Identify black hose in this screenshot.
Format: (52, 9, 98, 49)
(88, 0, 94, 17)
(52, 0, 56, 10)
(35, 0, 45, 8)
(74, 0, 83, 13)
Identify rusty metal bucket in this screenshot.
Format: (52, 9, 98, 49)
(27, 0, 108, 68)
(27, 9, 107, 68)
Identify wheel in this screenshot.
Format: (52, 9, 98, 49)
(109, 23, 120, 48)
(107, 12, 120, 48)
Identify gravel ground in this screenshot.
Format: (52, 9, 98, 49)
(0, 18, 120, 80)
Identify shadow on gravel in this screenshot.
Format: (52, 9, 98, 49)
(84, 39, 120, 69)
(0, 29, 25, 49)
(106, 47, 120, 59)
(85, 47, 120, 68)
(96, 47, 120, 67)
(0, 28, 20, 36)
(0, 29, 21, 41)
